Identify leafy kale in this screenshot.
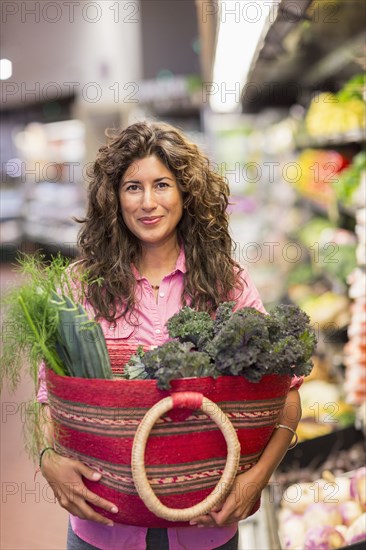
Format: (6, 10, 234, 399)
(166, 307, 214, 350)
(123, 345, 149, 380)
(208, 308, 272, 382)
(264, 305, 316, 377)
(213, 301, 235, 335)
(124, 302, 317, 388)
(124, 340, 216, 390)
(166, 301, 236, 353)
(266, 304, 312, 340)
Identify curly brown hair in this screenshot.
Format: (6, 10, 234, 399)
(77, 121, 243, 322)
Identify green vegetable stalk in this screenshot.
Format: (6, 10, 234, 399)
(1, 253, 113, 460)
(1, 252, 113, 391)
(17, 295, 65, 376)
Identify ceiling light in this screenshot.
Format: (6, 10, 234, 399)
(0, 59, 13, 80)
(211, 0, 277, 113)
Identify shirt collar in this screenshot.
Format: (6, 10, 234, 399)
(132, 245, 186, 281)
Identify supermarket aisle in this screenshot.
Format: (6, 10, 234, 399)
(1, 263, 68, 549)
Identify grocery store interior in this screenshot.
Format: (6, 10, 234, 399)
(1, 0, 365, 549)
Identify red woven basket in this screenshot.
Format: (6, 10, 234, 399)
(46, 369, 291, 527)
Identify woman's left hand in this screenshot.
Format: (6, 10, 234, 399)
(189, 464, 267, 527)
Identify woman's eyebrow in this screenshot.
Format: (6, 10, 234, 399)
(122, 176, 175, 184)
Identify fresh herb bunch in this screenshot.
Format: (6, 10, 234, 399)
(0, 253, 112, 393)
(0, 253, 113, 460)
(125, 303, 317, 388)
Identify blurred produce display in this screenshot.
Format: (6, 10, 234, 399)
(341, 162, 366, 406)
(344, 265, 366, 406)
(299, 292, 350, 331)
(293, 149, 349, 205)
(278, 467, 366, 550)
(230, 9, 366, 550)
(284, 76, 365, 423)
(275, 70, 366, 550)
(297, 380, 355, 442)
(335, 153, 366, 209)
(354, 208, 366, 267)
(305, 75, 366, 139)
(295, 218, 357, 288)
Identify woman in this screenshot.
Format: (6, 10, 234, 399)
(37, 121, 302, 550)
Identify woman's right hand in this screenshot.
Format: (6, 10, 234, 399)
(41, 451, 118, 526)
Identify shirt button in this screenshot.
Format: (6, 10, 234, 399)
(155, 328, 161, 334)
(159, 291, 165, 298)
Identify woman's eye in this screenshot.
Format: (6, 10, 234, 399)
(126, 184, 140, 191)
(156, 182, 169, 189)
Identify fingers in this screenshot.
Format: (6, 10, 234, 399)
(76, 464, 119, 514)
(59, 495, 115, 526)
(210, 509, 235, 526)
(189, 514, 216, 528)
(54, 484, 118, 526)
(76, 462, 102, 482)
(189, 503, 246, 527)
(210, 504, 252, 526)
(210, 505, 223, 513)
(83, 488, 119, 515)
(43, 457, 118, 525)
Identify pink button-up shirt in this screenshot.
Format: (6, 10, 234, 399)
(37, 248, 302, 550)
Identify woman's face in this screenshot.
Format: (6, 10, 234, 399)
(119, 155, 183, 249)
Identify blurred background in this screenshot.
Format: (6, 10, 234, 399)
(1, 1, 365, 548)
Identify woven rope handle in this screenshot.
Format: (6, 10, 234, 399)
(131, 391, 241, 522)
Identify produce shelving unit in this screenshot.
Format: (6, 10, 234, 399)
(225, 0, 366, 548)
(294, 129, 366, 151)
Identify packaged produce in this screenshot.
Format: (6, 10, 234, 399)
(292, 149, 349, 205)
(338, 501, 363, 526)
(303, 525, 345, 549)
(344, 269, 366, 405)
(350, 467, 366, 511)
(344, 513, 366, 545)
(305, 74, 366, 138)
(334, 152, 366, 208)
(279, 468, 366, 550)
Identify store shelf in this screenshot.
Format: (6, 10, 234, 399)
(238, 490, 280, 550)
(295, 196, 358, 225)
(242, 0, 365, 112)
(136, 75, 202, 119)
(230, 2, 366, 544)
(296, 195, 333, 216)
(279, 425, 364, 471)
(295, 129, 366, 150)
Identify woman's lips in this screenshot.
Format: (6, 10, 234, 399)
(139, 216, 163, 225)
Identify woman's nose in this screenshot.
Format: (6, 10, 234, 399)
(141, 189, 158, 210)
